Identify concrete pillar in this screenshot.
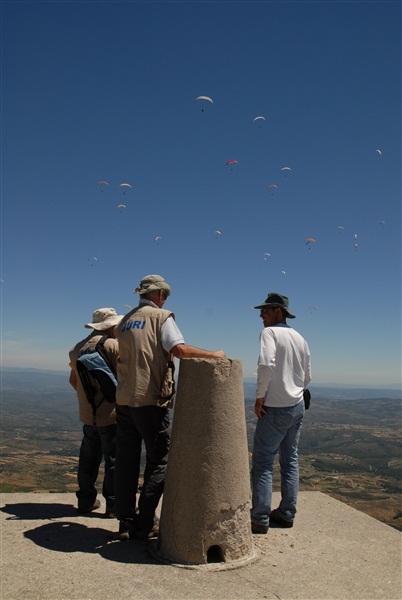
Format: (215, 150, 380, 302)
(154, 358, 259, 569)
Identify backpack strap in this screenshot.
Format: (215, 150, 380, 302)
(76, 358, 100, 427)
(95, 335, 117, 376)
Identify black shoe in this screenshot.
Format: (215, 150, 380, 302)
(134, 517, 160, 540)
(104, 508, 116, 519)
(269, 509, 293, 528)
(118, 518, 136, 541)
(77, 499, 101, 514)
(251, 521, 269, 534)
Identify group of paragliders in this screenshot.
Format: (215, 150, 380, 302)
(91, 97, 384, 267)
(97, 180, 162, 244)
(196, 94, 386, 262)
(98, 181, 132, 214)
(196, 95, 290, 193)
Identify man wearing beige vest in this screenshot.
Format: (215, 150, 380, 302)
(114, 274, 226, 540)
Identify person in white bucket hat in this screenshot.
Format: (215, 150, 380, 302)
(69, 307, 123, 517)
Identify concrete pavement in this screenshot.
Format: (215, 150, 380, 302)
(1, 491, 401, 600)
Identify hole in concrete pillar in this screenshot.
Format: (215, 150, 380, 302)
(207, 545, 224, 564)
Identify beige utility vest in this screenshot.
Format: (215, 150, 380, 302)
(115, 305, 173, 407)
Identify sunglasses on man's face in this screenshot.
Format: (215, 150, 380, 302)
(260, 306, 277, 315)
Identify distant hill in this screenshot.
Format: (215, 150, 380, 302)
(3, 368, 401, 399)
(243, 379, 401, 400)
(2, 368, 70, 392)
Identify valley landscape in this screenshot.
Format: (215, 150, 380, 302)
(1, 369, 401, 531)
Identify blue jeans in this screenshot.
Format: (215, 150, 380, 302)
(76, 424, 116, 511)
(115, 405, 171, 530)
(251, 401, 304, 526)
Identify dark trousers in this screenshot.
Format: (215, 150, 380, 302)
(115, 404, 171, 530)
(76, 423, 116, 511)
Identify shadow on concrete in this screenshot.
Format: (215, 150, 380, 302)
(1, 502, 78, 520)
(23, 521, 159, 565)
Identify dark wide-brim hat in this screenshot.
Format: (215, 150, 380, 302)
(254, 292, 296, 318)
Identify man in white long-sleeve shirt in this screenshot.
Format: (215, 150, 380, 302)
(250, 292, 311, 534)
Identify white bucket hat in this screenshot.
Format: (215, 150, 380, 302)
(85, 308, 123, 330)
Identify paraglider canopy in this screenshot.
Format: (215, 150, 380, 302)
(266, 184, 278, 194)
(88, 256, 98, 267)
(195, 96, 213, 111)
(98, 181, 109, 191)
(195, 95, 213, 103)
(226, 159, 238, 171)
(253, 116, 265, 128)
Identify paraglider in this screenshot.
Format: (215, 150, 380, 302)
(117, 204, 126, 213)
(214, 230, 222, 236)
(124, 304, 133, 311)
(154, 235, 162, 244)
(305, 237, 317, 248)
(98, 181, 109, 191)
(308, 306, 317, 314)
(195, 96, 213, 111)
(88, 256, 98, 267)
(252, 116, 265, 128)
(119, 183, 132, 194)
(376, 149, 382, 156)
(281, 270, 286, 277)
(263, 253, 271, 261)
(281, 167, 291, 177)
(337, 225, 345, 232)
(266, 184, 278, 195)
(226, 159, 238, 171)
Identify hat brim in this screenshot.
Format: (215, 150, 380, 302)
(254, 303, 295, 318)
(85, 316, 123, 329)
(134, 283, 171, 296)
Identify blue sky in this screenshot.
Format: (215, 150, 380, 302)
(1, 0, 401, 386)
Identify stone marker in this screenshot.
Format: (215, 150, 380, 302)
(153, 358, 259, 570)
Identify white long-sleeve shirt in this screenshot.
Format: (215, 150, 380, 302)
(256, 323, 311, 407)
